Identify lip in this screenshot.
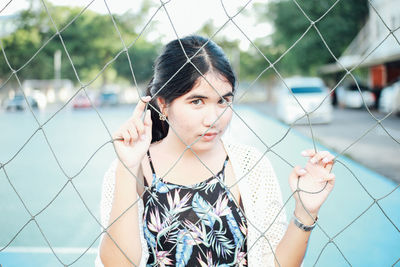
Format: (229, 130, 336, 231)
(200, 132, 218, 141)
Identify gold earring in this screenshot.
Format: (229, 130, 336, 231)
(159, 113, 167, 121)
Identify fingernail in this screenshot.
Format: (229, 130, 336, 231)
(322, 157, 329, 163)
(141, 96, 151, 102)
(301, 150, 308, 156)
(299, 168, 306, 175)
(310, 158, 316, 164)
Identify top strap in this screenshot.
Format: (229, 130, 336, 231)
(144, 150, 156, 188)
(221, 154, 229, 172)
(146, 149, 229, 180)
(146, 150, 156, 175)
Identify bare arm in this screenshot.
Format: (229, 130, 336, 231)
(99, 162, 143, 267)
(274, 149, 336, 267)
(274, 207, 316, 267)
(99, 96, 153, 266)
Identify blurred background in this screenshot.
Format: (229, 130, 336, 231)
(0, 0, 399, 266)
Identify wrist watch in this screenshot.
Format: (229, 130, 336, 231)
(292, 213, 318, 232)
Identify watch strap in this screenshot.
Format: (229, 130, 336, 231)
(292, 214, 318, 231)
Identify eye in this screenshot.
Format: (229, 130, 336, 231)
(219, 98, 232, 105)
(191, 99, 203, 105)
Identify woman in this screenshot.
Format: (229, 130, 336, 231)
(96, 35, 336, 267)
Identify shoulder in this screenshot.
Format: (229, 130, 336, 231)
(108, 158, 119, 172)
(101, 158, 119, 189)
(223, 139, 272, 168)
(223, 138, 258, 156)
(223, 141, 276, 189)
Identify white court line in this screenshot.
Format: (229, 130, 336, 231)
(2, 246, 97, 254)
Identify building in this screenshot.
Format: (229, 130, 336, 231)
(321, 0, 400, 91)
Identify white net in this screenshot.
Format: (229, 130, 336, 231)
(0, 0, 399, 266)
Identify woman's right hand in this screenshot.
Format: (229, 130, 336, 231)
(112, 96, 152, 169)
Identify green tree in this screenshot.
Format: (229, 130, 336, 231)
(256, 0, 369, 76)
(0, 26, 44, 78)
(0, 1, 160, 86)
(197, 19, 280, 82)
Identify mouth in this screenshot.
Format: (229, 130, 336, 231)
(200, 131, 219, 141)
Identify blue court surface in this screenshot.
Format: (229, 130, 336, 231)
(0, 104, 399, 266)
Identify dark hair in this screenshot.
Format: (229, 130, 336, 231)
(145, 35, 236, 143)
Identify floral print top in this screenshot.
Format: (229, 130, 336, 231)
(142, 150, 248, 267)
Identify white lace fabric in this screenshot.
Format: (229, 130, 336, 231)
(95, 137, 288, 267)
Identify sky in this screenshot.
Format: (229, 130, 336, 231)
(1, 0, 273, 50)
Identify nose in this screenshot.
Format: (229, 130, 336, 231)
(203, 104, 220, 128)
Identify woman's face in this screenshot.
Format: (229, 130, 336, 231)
(162, 72, 234, 152)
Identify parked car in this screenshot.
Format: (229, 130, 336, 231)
(72, 91, 97, 109)
(5, 93, 38, 111)
(276, 76, 333, 124)
(379, 79, 400, 115)
(97, 90, 119, 107)
(336, 79, 375, 109)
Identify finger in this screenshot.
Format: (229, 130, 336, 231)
(132, 117, 145, 136)
(139, 95, 151, 103)
(295, 166, 307, 177)
(323, 156, 335, 171)
(322, 154, 335, 164)
(290, 166, 306, 181)
(132, 95, 151, 118)
(319, 172, 335, 183)
(112, 132, 122, 142)
(301, 149, 316, 157)
(310, 151, 330, 164)
(121, 130, 131, 146)
(127, 127, 139, 142)
(324, 160, 334, 172)
(319, 154, 335, 171)
(144, 109, 152, 127)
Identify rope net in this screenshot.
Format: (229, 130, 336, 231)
(0, 0, 399, 266)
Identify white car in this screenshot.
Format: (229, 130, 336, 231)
(336, 81, 375, 109)
(276, 77, 333, 125)
(379, 80, 400, 115)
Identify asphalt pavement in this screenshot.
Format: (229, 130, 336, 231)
(247, 102, 400, 184)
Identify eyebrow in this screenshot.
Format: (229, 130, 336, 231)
(185, 92, 234, 100)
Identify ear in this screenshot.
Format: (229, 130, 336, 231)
(156, 97, 168, 116)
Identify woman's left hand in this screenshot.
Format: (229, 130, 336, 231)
(289, 149, 336, 219)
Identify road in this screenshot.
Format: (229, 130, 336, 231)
(249, 102, 400, 184)
(1, 104, 399, 266)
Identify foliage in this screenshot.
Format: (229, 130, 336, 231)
(0, 1, 160, 87)
(1, 0, 369, 87)
(255, 0, 369, 76)
(114, 39, 161, 86)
